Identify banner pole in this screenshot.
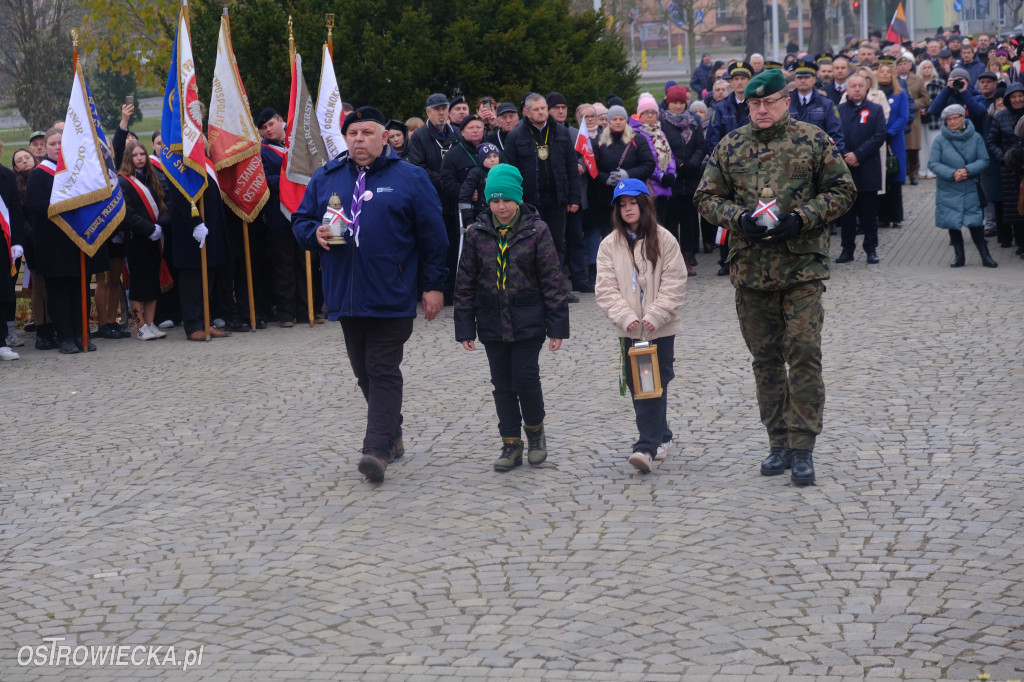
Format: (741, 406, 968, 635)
(243, 222, 256, 330)
(72, 30, 90, 353)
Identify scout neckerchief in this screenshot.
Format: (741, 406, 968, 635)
(0, 192, 13, 276)
(350, 166, 368, 247)
(493, 208, 520, 290)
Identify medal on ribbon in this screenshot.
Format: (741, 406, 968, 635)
(537, 144, 549, 160)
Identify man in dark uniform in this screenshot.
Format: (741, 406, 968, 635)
(707, 61, 754, 276)
(292, 107, 449, 483)
(836, 74, 887, 264)
(789, 58, 846, 154)
(695, 69, 857, 486)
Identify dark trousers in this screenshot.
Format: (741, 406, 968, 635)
(841, 191, 879, 251)
(735, 282, 825, 452)
(537, 202, 568, 283)
(233, 224, 272, 322)
(877, 182, 904, 224)
(177, 267, 205, 335)
(623, 336, 675, 455)
(209, 260, 238, 323)
(483, 339, 546, 438)
(700, 216, 717, 250)
(564, 210, 587, 286)
(340, 316, 414, 456)
(907, 149, 920, 180)
(266, 228, 299, 321)
(45, 276, 84, 342)
(443, 212, 461, 303)
(667, 192, 701, 254)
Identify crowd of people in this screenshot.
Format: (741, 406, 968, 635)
(0, 26, 1019, 480)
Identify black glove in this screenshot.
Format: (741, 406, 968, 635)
(739, 211, 768, 240)
(766, 212, 802, 243)
(661, 172, 676, 187)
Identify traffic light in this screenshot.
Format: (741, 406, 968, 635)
(627, 10, 634, 23)
(852, 0, 860, 13)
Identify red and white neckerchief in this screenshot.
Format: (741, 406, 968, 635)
(37, 159, 57, 177)
(120, 173, 159, 222)
(262, 142, 287, 159)
(149, 155, 164, 173)
(752, 196, 778, 222)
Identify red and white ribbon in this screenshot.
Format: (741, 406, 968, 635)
(752, 198, 778, 222)
(325, 206, 351, 226)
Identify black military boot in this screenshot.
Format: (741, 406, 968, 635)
(760, 446, 793, 476)
(790, 449, 816, 486)
(865, 248, 880, 264)
(969, 227, 997, 267)
(949, 243, 965, 267)
(835, 247, 855, 263)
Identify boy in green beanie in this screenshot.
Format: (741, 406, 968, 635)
(453, 164, 570, 471)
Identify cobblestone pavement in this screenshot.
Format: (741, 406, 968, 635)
(2, 179, 1023, 681)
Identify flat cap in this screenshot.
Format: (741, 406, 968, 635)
(425, 93, 448, 109)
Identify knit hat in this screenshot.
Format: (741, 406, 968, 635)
(949, 68, 970, 82)
(664, 80, 677, 92)
(592, 103, 608, 116)
(665, 85, 689, 105)
(689, 101, 708, 115)
(477, 142, 500, 163)
(637, 95, 659, 116)
(607, 105, 628, 121)
(940, 104, 966, 121)
(485, 164, 523, 204)
(546, 91, 567, 108)
(606, 94, 626, 107)
(744, 69, 787, 99)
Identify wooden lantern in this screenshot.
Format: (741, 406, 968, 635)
(628, 341, 663, 399)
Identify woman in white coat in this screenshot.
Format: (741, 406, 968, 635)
(595, 179, 687, 473)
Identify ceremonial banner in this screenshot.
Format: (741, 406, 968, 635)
(161, 7, 207, 212)
(280, 52, 329, 219)
(886, 3, 909, 44)
(209, 13, 269, 222)
(316, 44, 347, 159)
(574, 119, 598, 179)
(47, 64, 125, 257)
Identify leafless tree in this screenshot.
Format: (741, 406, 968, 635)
(746, 0, 765, 58)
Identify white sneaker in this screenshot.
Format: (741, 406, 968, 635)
(157, 319, 175, 329)
(628, 451, 653, 473)
(147, 324, 167, 339)
(136, 325, 158, 341)
(0, 346, 20, 360)
(6, 333, 24, 347)
(655, 441, 670, 461)
(212, 318, 226, 329)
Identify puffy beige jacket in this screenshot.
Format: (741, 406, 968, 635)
(595, 225, 687, 339)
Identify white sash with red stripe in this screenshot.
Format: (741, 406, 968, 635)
(149, 155, 164, 173)
(38, 159, 57, 177)
(122, 174, 159, 223)
(262, 143, 287, 159)
(0, 193, 11, 254)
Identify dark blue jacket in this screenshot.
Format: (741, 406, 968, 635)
(690, 61, 713, 95)
(883, 90, 910, 183)
(838, 99, 887, 192)
(960, 57, 985, 85)
(789, 89, 846, 154)
(706, 95, 749, 151)
(292, 147, 449, 319)
(928, 85, 989, 132)
(258, 141, 290, 232)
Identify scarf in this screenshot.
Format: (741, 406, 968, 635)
(879, 82, 894, 97)
(660, 110, 695, 145)
(639, 120, 673, 172)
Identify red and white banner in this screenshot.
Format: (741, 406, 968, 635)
(316, 45, 347, 159)
(280, 52, 329, 219)
(574, 119, 598, 179)
(715, 226, 728, 245)
(208, 13, 269, 222)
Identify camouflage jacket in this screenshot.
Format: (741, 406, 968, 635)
(694, 114, 857, 290)
(453, 204, 570, 344)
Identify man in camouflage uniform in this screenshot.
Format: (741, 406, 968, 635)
(694, 70, 857, 486)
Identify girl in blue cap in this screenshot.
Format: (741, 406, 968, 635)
(595, 179, 687, 473)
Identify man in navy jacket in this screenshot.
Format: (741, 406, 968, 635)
(293, 106, 449, 483)
(837, 74, 887, 264)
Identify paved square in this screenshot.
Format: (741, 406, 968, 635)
(2, 180, 1022, 680)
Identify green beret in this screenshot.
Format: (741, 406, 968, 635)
(744, 69, 787, 99)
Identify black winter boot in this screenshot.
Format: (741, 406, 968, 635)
(790, 450, 816, 486)
(949, 243, 966, 267)
(760, 446, 793, 476)
(836, 247, 855, 263)
(969, 227, 997, 268)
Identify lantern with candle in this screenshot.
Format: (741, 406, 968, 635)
(627, 341, 662, 399)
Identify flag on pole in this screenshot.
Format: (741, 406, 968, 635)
(280, 52, 329, 218)
(47, 64, 125, 257)
(161, 7, 207, 213)
(574, 119, 598, 178)
(886, 2, 909, 44)
(208, 13, 269, 222)
(316, 44, 347, 159)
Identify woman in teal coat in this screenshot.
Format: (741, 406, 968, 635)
(928, 104, 998, 268)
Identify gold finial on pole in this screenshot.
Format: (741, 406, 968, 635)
(71, 28, 78, 47)
(326, 13, 334, 43)
(288, 15, 294, 42)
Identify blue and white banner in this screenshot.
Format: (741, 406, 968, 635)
(47, 63, 125, 257)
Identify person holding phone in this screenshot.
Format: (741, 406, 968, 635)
(476, 96, 497, 131)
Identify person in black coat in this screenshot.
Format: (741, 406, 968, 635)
(459, 142, 501, 226)
(985, 82, 1024, 252)
(660, 86, 707, 275)
(837, 74, 886, 264)
(500, 93, 583, 298)
(587, 105, 655, 239)
(117, 140, 170, 340)
(25, 129, 110, 353)
(0, 163, 25, 359)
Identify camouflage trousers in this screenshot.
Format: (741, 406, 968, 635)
(735, 281, 825, 452)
